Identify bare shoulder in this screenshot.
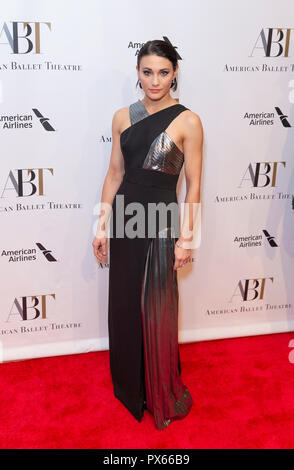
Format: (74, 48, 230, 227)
(112, 106, 130, 135)
(113, 105, 129, 121)
(181, 109, 203, 134)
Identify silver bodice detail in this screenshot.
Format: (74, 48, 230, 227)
(129, 100, 184, 176)
(142, 131, 184, 175)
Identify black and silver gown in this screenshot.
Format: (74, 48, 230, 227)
(108, 99, 193, 430)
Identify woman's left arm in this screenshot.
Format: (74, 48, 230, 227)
(173, 111, 203, 270)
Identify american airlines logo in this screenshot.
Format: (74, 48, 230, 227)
(36, 243, 58, 261)
(1, 243, 58, 263)
(32, 109, 55, 131)
(128, 36, 182, 60)
(0, 108, 55, 131)
(275, 107, 292, 127)
(262, 230, 278, 247)
(234, 230, 278, 248)
(243, 107, 293, 127)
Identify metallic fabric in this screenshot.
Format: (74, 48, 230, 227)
(129, 100, 184, 175)
(140, 227, 193, 430)
(142, 131, 184, 175)
(130, 100, 149, 125)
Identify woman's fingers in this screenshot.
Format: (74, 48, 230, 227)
(173, 253, 192, 270)
(100, 240, 108, 262)
(92, 237, 108, 263)
(173, 257, 186, 270)
(94, 243, 102, 262)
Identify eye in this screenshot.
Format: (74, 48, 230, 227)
(142, 70, 169, 76)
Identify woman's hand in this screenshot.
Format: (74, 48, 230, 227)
(92, 235, 108, 263)
(173, 244, 192, 271)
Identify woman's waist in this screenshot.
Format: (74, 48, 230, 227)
(122, 167, 179, 192)
(116, 184, 178, 206)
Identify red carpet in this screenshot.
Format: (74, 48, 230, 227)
(1, 331, 294, 449)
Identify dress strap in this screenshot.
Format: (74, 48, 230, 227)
(129, 100, 189, 127)
(130, 100, 149, 125)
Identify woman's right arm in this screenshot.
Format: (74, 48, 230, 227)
(92, 108, 126, 263)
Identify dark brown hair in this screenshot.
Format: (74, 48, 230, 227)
(136, 40, 178, 91)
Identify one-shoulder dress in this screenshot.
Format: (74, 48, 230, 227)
(108, 99, 193, 430)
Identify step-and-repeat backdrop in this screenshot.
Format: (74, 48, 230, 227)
(1, 0, 293, 362)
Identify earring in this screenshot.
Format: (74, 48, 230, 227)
(137, 79, 142, 89)
(171, 77, 177, 89)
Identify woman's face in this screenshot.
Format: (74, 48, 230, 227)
(136, 54, 177, 100)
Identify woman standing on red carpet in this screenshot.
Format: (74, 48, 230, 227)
(93, 40, 203, 430)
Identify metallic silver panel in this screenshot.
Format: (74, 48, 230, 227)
(140, 226, 193, 430)
(130, 100, 149, 125)
(142, 131, 184, 175)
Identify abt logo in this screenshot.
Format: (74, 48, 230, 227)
(1, 168, 53, 197)
(239, 162, 286, 188)
(231, 277, 274, 301)
(0, 21, 51, 54)
(250, 28, 294, 57)
(7, 294, 55, 321)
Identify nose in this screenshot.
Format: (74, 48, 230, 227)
(151, 75, 160, 86)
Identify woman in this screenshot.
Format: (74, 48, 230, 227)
(92, 40, 203, 430)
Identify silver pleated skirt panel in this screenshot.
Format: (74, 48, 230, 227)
(140, 227, 194, 430)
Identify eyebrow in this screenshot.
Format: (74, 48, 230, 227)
(142, 67, 170, 71)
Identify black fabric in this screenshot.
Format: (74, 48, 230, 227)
(108, 103, 189, 423)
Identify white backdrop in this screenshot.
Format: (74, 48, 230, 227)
(0, 0, 293, 362)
